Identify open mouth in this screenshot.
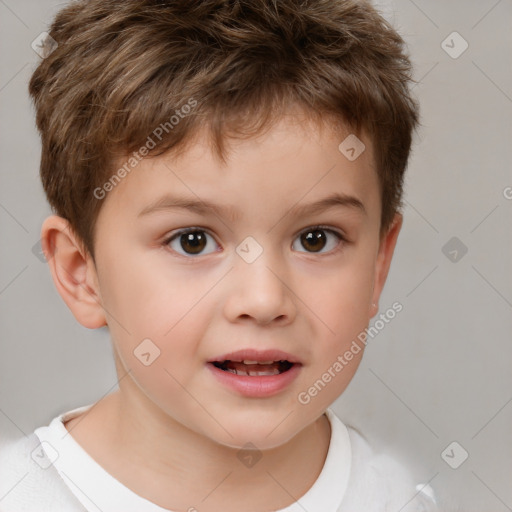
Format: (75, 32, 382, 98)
(211, 360, 294, 376)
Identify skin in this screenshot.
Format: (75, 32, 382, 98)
(41, 109, 402, 511)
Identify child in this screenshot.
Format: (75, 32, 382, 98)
(0, 0, 438, 510)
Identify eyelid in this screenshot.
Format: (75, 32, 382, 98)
(162, 226, 219, 246)
(295, 224, 348, 241)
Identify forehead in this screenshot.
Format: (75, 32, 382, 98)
(99, 113, 379, 225)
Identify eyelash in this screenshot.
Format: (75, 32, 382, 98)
(162, 225, 348, 258)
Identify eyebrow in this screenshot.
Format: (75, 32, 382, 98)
(137, 192, 366, 220)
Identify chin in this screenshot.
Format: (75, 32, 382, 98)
(205, 417, 303, 452)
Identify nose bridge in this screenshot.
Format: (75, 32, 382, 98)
(226, 234, 295, 324)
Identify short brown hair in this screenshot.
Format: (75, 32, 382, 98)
(29, 0, 419, 260)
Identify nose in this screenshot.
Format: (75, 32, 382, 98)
(224, 250, 297, 326)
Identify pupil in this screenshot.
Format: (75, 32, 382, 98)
(181, 231, 206, 254)
(301, 230, 326, 252)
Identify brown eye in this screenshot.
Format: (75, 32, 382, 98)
(166, 229, 217, 256)
(301, 230, 326, 252)
(293, 227, 344, 254)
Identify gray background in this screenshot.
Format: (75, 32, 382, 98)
(1, 0, 511, 510)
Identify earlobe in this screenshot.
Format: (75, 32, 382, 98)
(370, 213, 403, 316)
(41, 215, 107, 329)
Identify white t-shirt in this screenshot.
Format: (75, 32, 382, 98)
(0, 405, 437, 511)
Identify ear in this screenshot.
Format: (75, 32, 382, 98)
(370, 212, 403, 317)
(40, 215, 107, 329)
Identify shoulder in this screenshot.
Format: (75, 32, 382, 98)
(0, 433, 86, 511)
(329, 416, 438, 512)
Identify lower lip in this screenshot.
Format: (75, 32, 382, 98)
(206, 363, 301, 398)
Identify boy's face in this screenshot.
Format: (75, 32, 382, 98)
(58, 112, 400, 450)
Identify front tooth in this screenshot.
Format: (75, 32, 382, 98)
(242, 359, 275, 365)
(233, 368, 280, 376)
(248, 369, 280, 376)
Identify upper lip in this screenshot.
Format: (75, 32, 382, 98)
(208, 349, 302, 364)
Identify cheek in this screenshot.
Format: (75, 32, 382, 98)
(310, 257, 375, 336)
(302, 251, 376, 399)
(98, 249, 201, 336)
(98, 251, 214, 379)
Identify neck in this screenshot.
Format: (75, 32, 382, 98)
(65, 373, 332, 512)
